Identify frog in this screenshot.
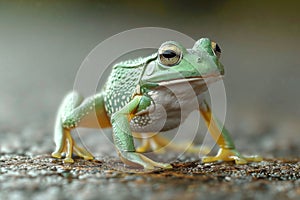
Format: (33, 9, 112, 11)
(51, 38, 262, 169)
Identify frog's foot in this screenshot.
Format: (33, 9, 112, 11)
(118, 150, 172, 170)
(73, 143, 94, 161)
(51, 131, 94, 163)
(202, 148, 262, 164)
(136, 135, 168, 154)
(135, 133, 210, 155)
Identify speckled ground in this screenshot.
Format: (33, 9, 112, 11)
(1, 153, 300, 200)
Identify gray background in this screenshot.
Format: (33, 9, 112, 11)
(1, 0, 299, 156)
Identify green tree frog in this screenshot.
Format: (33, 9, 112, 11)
(51, 38, 261, 169)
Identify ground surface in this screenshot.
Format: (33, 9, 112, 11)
(1, 153, 300, 200)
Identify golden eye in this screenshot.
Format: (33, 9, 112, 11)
(211, 41, 221, 59)
(158, 44, 182, 66)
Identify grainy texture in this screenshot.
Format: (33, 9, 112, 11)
(1, 153, 300, 200)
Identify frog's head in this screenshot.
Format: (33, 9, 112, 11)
(141, 38, 224, 85)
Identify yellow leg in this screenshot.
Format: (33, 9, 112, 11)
(52, 129, 94, 163)
(133, 133, 210, 155)
(64, 131, 74, 163)
(73, 143, 94, 160)
(199, 101, 262, 164)
(202, 148, 262, 164)
(52, 92, 107, 163)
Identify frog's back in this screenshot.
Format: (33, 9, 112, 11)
(103, 58, 147, 116)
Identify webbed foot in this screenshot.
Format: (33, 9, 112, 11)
(202, 148, 262, 164)
(51, 131, 94, 163)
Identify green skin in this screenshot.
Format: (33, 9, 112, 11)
(51, 38, 261, 169)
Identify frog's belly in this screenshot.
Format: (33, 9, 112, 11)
(129, 80, 207, 133)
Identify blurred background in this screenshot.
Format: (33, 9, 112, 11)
(0, 0, 299, 158)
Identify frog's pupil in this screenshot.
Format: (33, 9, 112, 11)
(162, 50, 177, 59)
(215, 44, 221, 53)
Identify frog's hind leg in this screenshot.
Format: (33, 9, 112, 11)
(73, 142, 94, 159)
(134, 133, 210, 154)
(199, 100, 262, 164)
(51, 91, 97, 163)
(52, 91, 83, 162)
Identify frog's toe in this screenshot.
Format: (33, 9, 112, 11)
(83, 155, 94, 160)
(138, 153, 172, 169)
(231, 156, 248, 165)
(243, 155, 263, 162)
(63, 157, 74, 163)
(202, 156, 220, 163)
(202, 148, 262, 164)
(119, 151, 172, 169)
(73, 144, 94, 160)
(232, 154, 262, 164)
(51, 152, 62, 159)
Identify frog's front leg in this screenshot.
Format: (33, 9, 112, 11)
(199, 100, 262, 164)
(111, 95, 172, 169)
(52, 91, 110, 163)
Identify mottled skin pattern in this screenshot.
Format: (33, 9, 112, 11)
(51, 38, 262, 169)
(104, 56, 152, 115)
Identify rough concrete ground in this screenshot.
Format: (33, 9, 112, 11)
(1, 121, 300, 200)
(1, 153, 300, 200)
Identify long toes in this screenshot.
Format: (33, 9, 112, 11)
(202, 156, 219, 163)
(138, 152, 172, 169)
(63, 157, 74, 163)
(83, 156, 94, 160)
(232, 156, 247, 164)
(52, 152, 62, 159)
(202, 149, 262, 164)
(73, 146, 94, 160)
(244, 155, 263, 162)
(120, 151, 172, 169)
(141, 160, 172, 170)
(157, 163, 172, 169)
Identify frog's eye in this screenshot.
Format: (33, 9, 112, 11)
(158, 44, 182, 66)
(211, 41, 221, 59)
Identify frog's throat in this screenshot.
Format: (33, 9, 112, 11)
(157, 74, 222, 87)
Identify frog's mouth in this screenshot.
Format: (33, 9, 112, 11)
(157, 74, 222, 87)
